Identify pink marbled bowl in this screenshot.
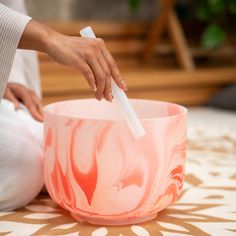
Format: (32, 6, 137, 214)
(43, 99, 187, 225)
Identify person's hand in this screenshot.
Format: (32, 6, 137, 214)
(46, 33, 127, 101)
(3, 83, 43, 122)
(19, 20, 127, 102)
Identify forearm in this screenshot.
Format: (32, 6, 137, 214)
(1, 1, 126, 102)
(18, 19, 59, 53)
(15, 15, 126, 101)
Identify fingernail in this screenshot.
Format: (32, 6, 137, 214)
(98, 94, 102, 101)
(108, 93, 113, 102)
(93, 85, 97, 92)
(121, 80, 127, 91)
(95, 93, 99, 100)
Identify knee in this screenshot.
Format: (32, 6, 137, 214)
(0, 124, 44, 211)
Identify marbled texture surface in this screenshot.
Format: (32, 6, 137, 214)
(43, 99, 187, 225)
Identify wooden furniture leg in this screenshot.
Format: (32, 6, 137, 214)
(167, 9, 195, 70)
(143, 0, 174, 61)
(143, 0, 195, 70)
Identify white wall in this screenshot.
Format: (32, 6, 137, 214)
(25, 0, 158, 21)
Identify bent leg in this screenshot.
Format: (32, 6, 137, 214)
(0, 100, 44, 211)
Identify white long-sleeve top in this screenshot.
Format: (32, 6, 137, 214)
(3, 0, 41, 97)
(0, 1, 32, 100)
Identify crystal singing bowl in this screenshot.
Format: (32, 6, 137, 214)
(43, 99, 187, 225)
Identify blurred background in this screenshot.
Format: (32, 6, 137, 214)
(25, 0, 158, 21)
(25, 0, 236, 110)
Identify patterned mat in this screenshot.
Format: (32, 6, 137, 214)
(1, 108, 236, 236)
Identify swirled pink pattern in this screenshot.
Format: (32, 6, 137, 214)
(44, 99, 187, 225)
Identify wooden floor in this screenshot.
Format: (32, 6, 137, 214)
(40, 21, 236, 107)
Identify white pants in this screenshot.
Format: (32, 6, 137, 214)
(0, 99, 44, 211)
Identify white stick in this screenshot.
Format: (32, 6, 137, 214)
(80, 26, 146, 139)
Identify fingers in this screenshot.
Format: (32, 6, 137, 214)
(29, 106, 43, 122)
(79, 60, 97, 92)
(3, 83, 43, 122)
(80, 38, 126, 101)
(49, 35, 126, 101)
(19, 89, 43, 122)
(85, 39, 127, 101)
(100, 42, 127, 91)
(87, 58, 106, 101)
(31, 92, 44, 122)
(24, 95, 43, 122)
(97, 53, 112, 102)
(4, 88, 20, 110)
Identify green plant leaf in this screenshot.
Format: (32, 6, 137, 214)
(129, 0, 140, 12)
(208, 0, 225, 14)
(201, 24, 226, 48)
(228, 0, 236, 14)
(196, 4, 212, 21)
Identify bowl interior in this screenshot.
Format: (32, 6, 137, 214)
(44, 99, 187, 121)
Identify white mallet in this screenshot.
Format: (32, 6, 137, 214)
(80, 26, 146, 139)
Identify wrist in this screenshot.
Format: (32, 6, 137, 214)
(44, 28, 63, 55)
(38, 23, 52, 53)
(18, 19, 58, 53)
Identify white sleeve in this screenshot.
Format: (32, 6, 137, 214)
(0, 3, 31, 100)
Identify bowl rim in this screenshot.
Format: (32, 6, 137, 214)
(43, 98, 188, 122)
